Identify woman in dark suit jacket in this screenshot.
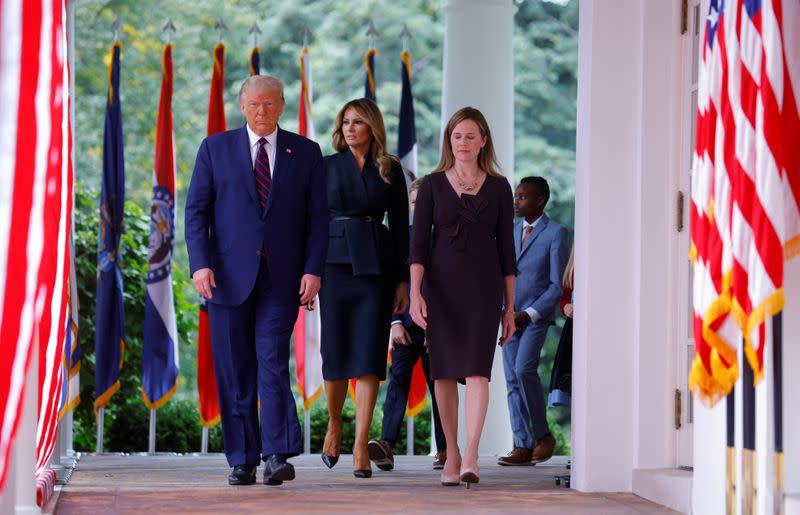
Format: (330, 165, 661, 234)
(319, 98, 409, 478)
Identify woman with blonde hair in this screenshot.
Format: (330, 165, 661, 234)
(319, 98, 409, 478)
(409, 107, 517, 487)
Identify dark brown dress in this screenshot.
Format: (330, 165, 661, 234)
(410, 172, 517, 380)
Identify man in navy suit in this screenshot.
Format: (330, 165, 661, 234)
(498, 176, 568, 466)
(185, 75, 327, 486)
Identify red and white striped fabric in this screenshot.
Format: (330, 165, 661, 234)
(0, 0, 71, 491)
(35, 467, 56, 507)
(294, 46, 324, 411)
(690, 0, 799, 403)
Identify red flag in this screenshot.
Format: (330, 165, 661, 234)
(405, 358, 427, 417)
(198, 42, 225, 428)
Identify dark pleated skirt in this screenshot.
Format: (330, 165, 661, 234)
(319, 263, 393, 381)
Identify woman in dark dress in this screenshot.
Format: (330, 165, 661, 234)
(409, 107, 517, 488)
(319, 99, 409, 478)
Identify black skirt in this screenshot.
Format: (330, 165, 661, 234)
(548, 317, 573, 407)
(319, 263, 393, 381)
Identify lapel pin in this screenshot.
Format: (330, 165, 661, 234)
(286, 148, 292, 153)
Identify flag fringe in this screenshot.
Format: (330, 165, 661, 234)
(141, 376, 180, 410)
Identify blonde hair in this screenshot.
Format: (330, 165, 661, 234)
(433, 107, 501, 177)
(409, 178, 424, 196)
(562, 246, 574, 289)
(332, 98, 397, 184)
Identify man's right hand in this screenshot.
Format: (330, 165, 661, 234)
(389, 323, 411, 351)
(192, 268, 216, 300)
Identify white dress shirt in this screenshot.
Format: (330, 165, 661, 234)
(246, 124, 278, 177)
(522, 216, 543, 323)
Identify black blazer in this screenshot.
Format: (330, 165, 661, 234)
(324, 150, 409, 284)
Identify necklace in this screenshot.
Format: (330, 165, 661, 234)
(453, 168, 480, 191)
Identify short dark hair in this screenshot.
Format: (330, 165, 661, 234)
(519, 176, 550, 204)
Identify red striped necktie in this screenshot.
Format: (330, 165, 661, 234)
(254, 137, 272, 212)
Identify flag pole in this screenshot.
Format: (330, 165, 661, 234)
(96, 408, 104, 454)
(773, 312, 784, 514)
(726, 387, 735, 515)
(148, 409, 156, 454)
(304, 411, 311, 455)
(742, 341, 757, 515)
(406, 417, 414, 456)
(201, 427, 209, 454)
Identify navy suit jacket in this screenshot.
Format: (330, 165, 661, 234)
(185, 125, 328, 307)
(513, 214, 569, 323)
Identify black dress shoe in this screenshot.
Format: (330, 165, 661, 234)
(263, 454, 295, 485)
(321, 453, 339, 469)
(353, 469, 372, 478)
(228, 464, 257, 485)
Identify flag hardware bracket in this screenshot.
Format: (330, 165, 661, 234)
(111, 16, 122, 43)
(400, 24, 411, 53)
(249, 22, 262, 49)
(214, 17, 228, 43)
(366, 20, 379, 50)
(162, 18, 176, 44)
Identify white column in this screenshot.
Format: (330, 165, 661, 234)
(441, 0, 516, 457)
(14, 335, 38, 514)
(573, 0, 646, 492)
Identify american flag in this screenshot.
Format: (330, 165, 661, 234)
(294, 45, 324, 411)
(0, 0, 72, 490)
(689, 0, 800, 404)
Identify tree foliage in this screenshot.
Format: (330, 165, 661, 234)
(70, 0, 577, 452)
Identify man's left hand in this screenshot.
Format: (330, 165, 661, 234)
(299, 274, 321, 309)
(514, 311, 532, 329)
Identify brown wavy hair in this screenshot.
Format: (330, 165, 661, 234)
(433, 107, 501, 176)
(332, 98, 397, 183)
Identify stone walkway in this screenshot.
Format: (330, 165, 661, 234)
(52, 454, 679, 514)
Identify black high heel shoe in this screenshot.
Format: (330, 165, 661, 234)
(353, 469, 372, 478)
(321, 453, 339, 469)
(460, 470, 480, 489)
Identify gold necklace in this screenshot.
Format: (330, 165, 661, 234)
(453, 169, 479, 191)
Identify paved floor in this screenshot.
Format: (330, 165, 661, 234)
(53, 454, 679, 514)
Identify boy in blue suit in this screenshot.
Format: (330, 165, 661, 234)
(498, 177, 568, 466)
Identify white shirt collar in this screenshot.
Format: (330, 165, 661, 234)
(246, 124, 278, 150)
(523, 215, 543, 230)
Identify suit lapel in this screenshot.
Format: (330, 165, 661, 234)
(518, 215, 549, 261)
(237, 126, 258, 204)
(264, 127, 294, 217)
(513, 220, 523, 260)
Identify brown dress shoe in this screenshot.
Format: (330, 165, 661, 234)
(433, 449, 447, 470)
(532, 434, 556, 464)
(497, 447, 533, 466)
(367, 439, 394, 471)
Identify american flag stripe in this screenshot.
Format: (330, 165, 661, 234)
(36, 0, 70, 476)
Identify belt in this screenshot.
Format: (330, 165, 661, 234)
(332, 215, 378, 223)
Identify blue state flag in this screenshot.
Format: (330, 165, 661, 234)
(398, 49, 417, 191)
(94, 41, 126, 415)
